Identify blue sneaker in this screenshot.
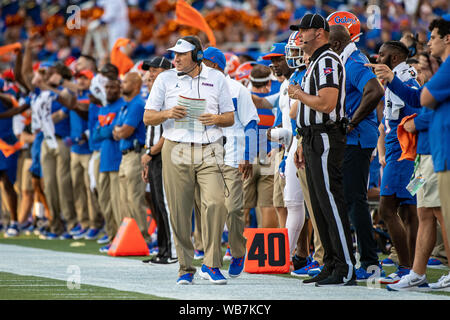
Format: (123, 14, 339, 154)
(97, 234, 110, 244)
(307, 265, 323, 277)
(99, 244, 111, 253)
(24, 223, 35, 235)
(427, 258, 446, 269)
(19, 221, 32, 232)
(380, 266, 410, 284)
(199, 264, 227, 284)
(69, 224, 82, 236)
(72, 228, 89, 240)
(291, 260, 320, 277)
(59, 232, 73, 240)
(228, 255, 245, 278)
(194, 250, 204, 260)
(147, 241, 159, 255)
(222, 231, 229, 244)
(223, 247, 232, 261)
(5, 222, 19, 238)
(356, 264, 386, 281)
(177, 273, 194, 285)
(381, 257, 395, 267)
(84, 228, 101, 240)
(44, 232, 60, 240)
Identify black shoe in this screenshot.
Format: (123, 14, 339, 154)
(302, 267, 332, 285)
(292, 255, 308, 271)
(314, 271, 357, 287)
(146, 256, 179, 264)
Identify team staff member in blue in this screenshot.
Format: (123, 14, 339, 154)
(420, 17, 450, 291)
(144, 36, 235, 285)
(373, 41, 420, 284)
(0, 81, 22, 237)
(328, 25, 385, 280)
(113, 72, 150, 244)
(367, 35, 447, 291)
(93, 78, 124, 253)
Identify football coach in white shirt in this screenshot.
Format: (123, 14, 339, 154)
(143, 36, 235, 285)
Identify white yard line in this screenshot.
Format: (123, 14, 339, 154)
(0, 244, 448, 300)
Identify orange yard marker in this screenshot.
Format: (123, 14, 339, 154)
(243, 228, 290, 274)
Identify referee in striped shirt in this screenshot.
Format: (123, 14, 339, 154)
(288, 13, 356, 286)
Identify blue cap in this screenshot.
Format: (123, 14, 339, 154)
(203, 47, 226, 71)
(262, 43, 286, 60)
(39, 61, 55, 69)
(443, 13, 450, 22)
(256, 55, 272, 66)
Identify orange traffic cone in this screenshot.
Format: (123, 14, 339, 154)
(146, 208, 157, 236)
(108, 217, 150, 256)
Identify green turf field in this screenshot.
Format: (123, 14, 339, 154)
(1, 233, 449, 299)
(0, 271, 167, 300)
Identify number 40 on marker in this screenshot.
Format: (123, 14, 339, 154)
(243, 228, 290, 274)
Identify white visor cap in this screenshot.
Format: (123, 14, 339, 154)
(167, 39, 196, 53)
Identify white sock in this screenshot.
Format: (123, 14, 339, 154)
(285, 203, 305, 256)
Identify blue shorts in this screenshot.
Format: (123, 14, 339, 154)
(380, 159, 416, 205)
(29, 132, 44, 178)
(369, 153, 381, 189)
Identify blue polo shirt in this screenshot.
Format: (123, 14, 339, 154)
(52, 88, 71, 138)
(115, 94, 146, 152)
(425, 56, 450, 172)
(62, 90, 91, 155)
(88, 103, 102, 152)
(387, 76, 431, 155)
(0, 99, 14, 140)
(344, 51, 379, 149)
(94, 97, 124, 172)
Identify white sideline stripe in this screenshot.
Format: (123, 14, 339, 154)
(0, 244, 448, 300)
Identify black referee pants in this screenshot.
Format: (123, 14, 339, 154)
(301, 125, 355, 280)
(343, 145, 379, 270)
(147, 153, 173, 259)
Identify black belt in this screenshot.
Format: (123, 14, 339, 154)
(122, 145, 145, 155)
(297, 119, 348, 137)
(188, 142, 211, 147)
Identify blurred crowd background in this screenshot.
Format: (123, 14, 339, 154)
(1, 0, 449, 73)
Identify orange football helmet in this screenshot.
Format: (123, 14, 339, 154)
(224, 52, 241, 78)
(234, 61, 257, 87)
(327, 11, 362, 42)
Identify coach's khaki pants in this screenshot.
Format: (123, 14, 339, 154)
(98, 171, 120, 239)
(438, 170, 450, 257)
(70, 152, 103, 230)
(224, 165, 246, 258)
(119, 151, 150, 243)
(193, 165, 246, 258)
(41, 137, 76, 234)
(296, 136, 324, 265)
(162, 140, 228, 276)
